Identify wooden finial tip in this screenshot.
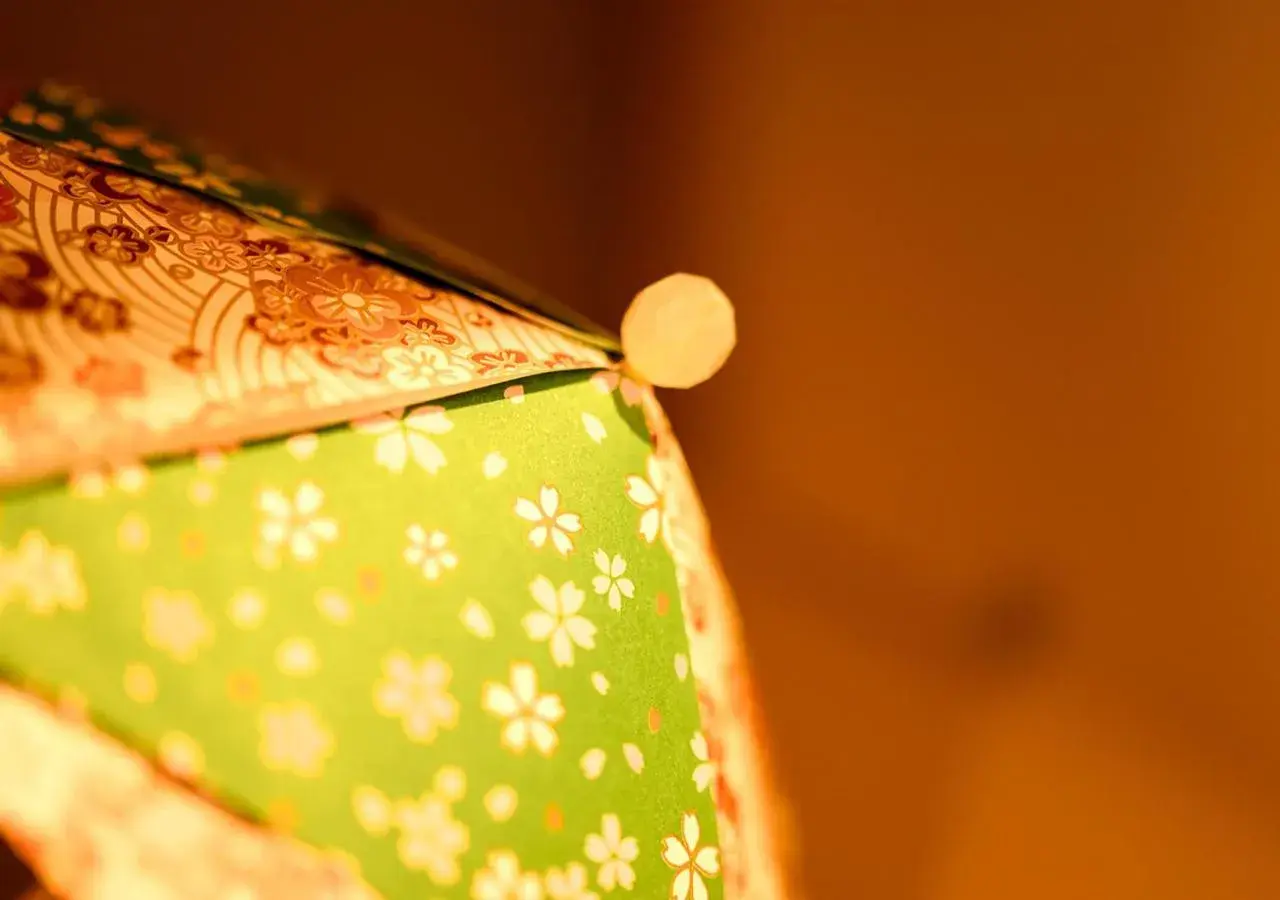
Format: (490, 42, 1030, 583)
(621, 273, 736, 389)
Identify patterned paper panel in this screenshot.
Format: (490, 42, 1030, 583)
(0, 133, 609, 487)
(1, 82, 621, 353)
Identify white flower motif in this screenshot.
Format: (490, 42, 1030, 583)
(580, 748, 607, 780)
(228, 589, 266, 629)
(0, 531, 86, 615)
(384, 344, 472, 390)
(473, 851, 542, 900)
(547, 862, 600, 900)
(622, 743, 645, 774)
(256, 482, 338, 566)
(661, 812, 720, 900)
(352, 785, 392, 835)
(373, 652, 460, 743)
(590, 369, 645, 406)
(67, 462, 149, 498)
(624, 456, 667, 544)
(433, 765, 466, 801)
(690, 732, 717, 794)
(352, 406, 452, 474)
(483, 662, 565, 756)
(259, 701, 333, 777)
(276, 637, 319, 676)
(514, 485, 581, 556)
(460, 598, 496, 639)
(483, 451, 508, 479)
(144, 589, 213, 662)
(484, 785, 519, 822)
(286, 432, 318, 460)
(157, 732, 205, 781)
(585, 814, 639, 892)
(395, 793, 470, 885)
(404, 525, 458, 581)
(523, 576, 596, 667)
(591, 550, 635, 611)
(582, 412, 607, 443)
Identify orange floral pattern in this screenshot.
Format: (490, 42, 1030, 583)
(0, 180, 22, 227)
(81, 223, 153, 265)
(0, 131, 609, 486)
(0, 250, 51, 311)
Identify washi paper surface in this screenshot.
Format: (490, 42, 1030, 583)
(0, 371, 723, 900)
(1, 83, 618, 351)
(0, 129, 608, 486)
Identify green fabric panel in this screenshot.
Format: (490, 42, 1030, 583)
(0, 371, 721, 900)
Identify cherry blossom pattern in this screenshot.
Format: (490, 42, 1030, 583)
(352, 785, 393, 836)
(285, 260, 423, 338)
(546, 862, 601, 900)
(394, 791, 469, 885)
(482, 662, 565, 756)
(523, 576, 596, 667)
(383, 344, 472, 391)
(166, 203, 244, 239)
(239, 238, 308, 272)
(352, 406, 452, 474)
(403, 525, 458, 582)
(472, 851, 542, 900)
(0, 249, 52, 311)
(181, 237, 248, 273)
(0, 531, 86, 615)
(590, 369, 645, 407)
(514, 485, 581, 556)
(373, 652, 460, 744)
(690, 732, 717, 794)
(460, 598, 496, 639)
(584, 814, 639, 892)
(483, 785, 519, 823)
(591, 550, 635, 612)
(142, 589, 212, 662)
(255, 482, 338, 567)
(81, 223, 153, 265)
(661, 812, 720, 900)
(400, 317, 455, 347)
(624, 455, 667, 545)
(60, 289, 129, 334)
(258, 701, 334, 777)
(523, 576, 597, 667)
(471, 349, 530, 375)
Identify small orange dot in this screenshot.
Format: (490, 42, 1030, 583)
(648, 706, 662, 733)
(266, 798, 298, 834)
(545, 802, 564, 832)
(655, 593, 670, 616)
(227, 670, 260, 704)
(357, 566, 383, 602)
(180, 530, 206, 558)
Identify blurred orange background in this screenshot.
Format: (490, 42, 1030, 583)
(8, 1, 1280, 896)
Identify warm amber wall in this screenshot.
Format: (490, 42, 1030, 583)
(9, 2, 1280, 898)
(601, 2, 1280, 897)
